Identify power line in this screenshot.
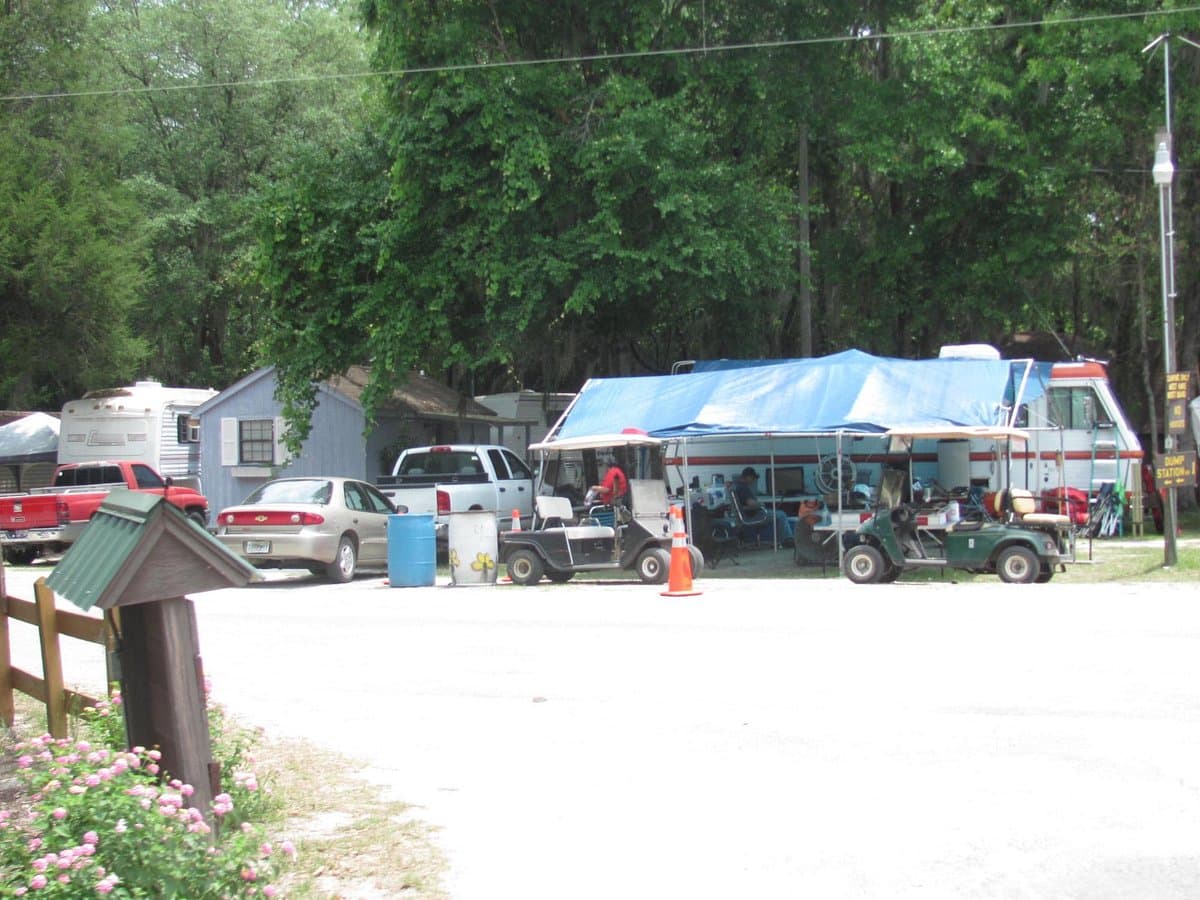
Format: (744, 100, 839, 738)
(3, 5, 1199, 104)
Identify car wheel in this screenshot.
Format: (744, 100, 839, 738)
(688, 544, 705, 579)
(326, 536, 357, 583)
(545, 570, 574, 583)
(187, 510, 208, 530)
(997, 545, 1039, 584)
(506, 549, 544, 585)
(844, 544, 886, 584)
(636, 547, 671, 584)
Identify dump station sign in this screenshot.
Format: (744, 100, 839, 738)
(1166, 372, 1192, 435)
(1155, 451, 1197, 491)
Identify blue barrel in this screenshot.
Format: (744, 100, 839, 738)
(387, 514, 436, 587)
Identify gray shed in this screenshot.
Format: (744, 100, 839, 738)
(193, 366, 528, 524)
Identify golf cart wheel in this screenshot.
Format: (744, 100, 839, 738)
(545, 570, 574, 583)
(880, 563, 902, 583)
(688, 545, 705, 579)
(844, 544, 887, 584)
(506, 549, 544, 586)
(636, 547, 671, 584)
(997, 545, 1039, 584)
(1035, 565, 1054, 584)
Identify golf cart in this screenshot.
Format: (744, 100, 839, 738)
(499, 479, 702, 585)
(842, 427, 1076, 584)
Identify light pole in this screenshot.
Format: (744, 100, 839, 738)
(1142, 32, 1198, 566)
(1152, 134, 1179, 567)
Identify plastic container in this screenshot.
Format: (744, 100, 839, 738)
(448, 510, 499, 586)
(387, 514, 436, 587)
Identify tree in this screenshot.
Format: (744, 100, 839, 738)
(0, 0, 147, 409)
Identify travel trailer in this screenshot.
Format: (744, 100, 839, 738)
(58, 381, 218, 491)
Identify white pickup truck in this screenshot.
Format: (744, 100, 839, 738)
(376, 444, 536, 545)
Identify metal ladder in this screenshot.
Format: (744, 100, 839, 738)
(1088, 423, 1122, 536)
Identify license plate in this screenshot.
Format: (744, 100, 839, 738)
(244, 541, 271, 555)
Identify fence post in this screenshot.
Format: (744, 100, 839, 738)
(0, 561, 12, 728)
(34, 578, 67, 739)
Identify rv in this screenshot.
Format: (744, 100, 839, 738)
(58, 381, 218, 492)
(658, 353, 1142, 524)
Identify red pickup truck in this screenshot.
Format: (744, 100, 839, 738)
(0, 461, 209, 564)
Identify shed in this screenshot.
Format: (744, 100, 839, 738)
(193, 366, 528, 526)
(46, 491, 260, 817)
(0, 411, 59, 492)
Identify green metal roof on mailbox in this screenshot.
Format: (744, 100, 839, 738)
(47, 491, 261, 612)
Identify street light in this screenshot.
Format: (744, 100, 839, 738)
(1142, 30, 1197, 567)
(1151, 133, 1179, 567)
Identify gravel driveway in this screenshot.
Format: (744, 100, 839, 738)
(4, 563, 1200, 899)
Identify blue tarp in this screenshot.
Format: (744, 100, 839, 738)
(555, 350, 1042, 440)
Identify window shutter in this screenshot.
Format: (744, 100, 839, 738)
(220, 418, 238, 466)
(273, 416, 289, 465)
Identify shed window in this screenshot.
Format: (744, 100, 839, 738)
(239, 420, 275, 464)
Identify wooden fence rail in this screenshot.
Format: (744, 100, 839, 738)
(0, 565, 113, 738)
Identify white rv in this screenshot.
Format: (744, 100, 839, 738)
(58, 381, 219, 491)
(656, 353, 1142, 524)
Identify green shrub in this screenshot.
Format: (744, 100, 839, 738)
(0, 690, 295, 897)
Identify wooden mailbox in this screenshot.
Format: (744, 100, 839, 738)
(46, 491, 260, 818)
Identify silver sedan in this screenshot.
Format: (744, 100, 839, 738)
(214, 477, 396, 582)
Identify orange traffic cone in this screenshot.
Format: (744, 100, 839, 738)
(661, 504, 701, 597)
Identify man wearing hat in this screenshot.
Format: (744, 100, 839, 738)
(733, 466, 794, 544)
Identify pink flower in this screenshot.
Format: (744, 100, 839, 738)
(95, 881, 113, 895)
(114, 820, 127, 835)
(56, 874, 69, 885)
(29, 874, 47, 889)
(83, 831, 99, 846)
(240, 867, 257, 882)
(17, 755, 33, 768)
(52, 808, 67, 820)
(263, 887, 277, 898)
(280, 840, 297, 860)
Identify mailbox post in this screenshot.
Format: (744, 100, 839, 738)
(47, 492, 260, 818)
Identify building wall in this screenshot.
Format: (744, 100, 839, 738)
(197, 371, 370, 525)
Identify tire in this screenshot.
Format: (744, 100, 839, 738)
(325, 535, 357, 583)
(636, 547, 671, 584)
(187, 510, 208, 530)
(881, 563, 902, 583)
(688, 545, 705, 579)
(506, 548, 544, 586)
(997, 545, 1039, 584)
(1035, 565, 1054, 584)
(844, 544, 886, 584)
(545, 570, 574, 583)
(3, 546, 36, 566)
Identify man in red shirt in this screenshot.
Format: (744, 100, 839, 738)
(590, 459, 628, 506)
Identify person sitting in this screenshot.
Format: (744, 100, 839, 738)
(588, 460, 628, 507)
(733, 466, 794, 544)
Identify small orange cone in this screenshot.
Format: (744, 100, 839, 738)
(661, 504, 701, 597)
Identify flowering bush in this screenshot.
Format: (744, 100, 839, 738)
(0, 691, 295, 897)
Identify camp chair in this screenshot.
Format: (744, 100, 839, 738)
(728, 488, 771, 547)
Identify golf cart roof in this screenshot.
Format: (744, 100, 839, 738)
(884, 425, 1030, 443)
(528, 432, 663, 453)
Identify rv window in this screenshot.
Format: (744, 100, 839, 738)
(1046, 387, 1113, 430)
(177, 414, 200, 444)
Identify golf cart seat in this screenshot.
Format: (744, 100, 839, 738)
(1005, 489, 1072, 527)
(534, 495, 615, 541)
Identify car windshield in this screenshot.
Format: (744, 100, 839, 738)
(243, 479, 333, 505)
